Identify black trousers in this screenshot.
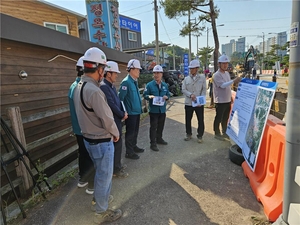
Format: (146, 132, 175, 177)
(114, 118, 123, 173)
(185, 105, 205, 138)
(125, 114, 140, 154)
(149, 112, 166, 145)
(213, 102, 231, 135)
(76, 135, 94, 188)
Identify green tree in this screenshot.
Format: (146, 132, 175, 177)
(143, 41, 191, 70)
(160, 0, 220, 71)
(197, 46, 214, 68)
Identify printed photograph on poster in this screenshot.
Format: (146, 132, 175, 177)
(243, 87, 276, 169)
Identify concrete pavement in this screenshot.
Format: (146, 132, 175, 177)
(11, 96, 270, 225)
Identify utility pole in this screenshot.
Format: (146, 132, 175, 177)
(262, 32, 265, 72)
(206, 27, 209, 70)
(188, 10, 191, 64)
(173, 45, 176, 70)
(196, 35, 199, 58)
(274, 1, 300, 224)
(154, 0, 160, 64)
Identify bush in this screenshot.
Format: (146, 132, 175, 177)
(138, 73, 153, 88)
(282, 73, 289, 77)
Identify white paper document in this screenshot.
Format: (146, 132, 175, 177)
(121, 101, 127, 112)
(153, 96, 165, 106)
(192, 96, 206, 107)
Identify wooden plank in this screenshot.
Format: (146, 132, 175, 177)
(7, 107, 33, 193)
(0, 177, 23, 197)
(1, 98, 69, 118)
(30, 135, 76, 163)
(31, 145, 78, 177)
(0, 56, 77, 70)
(1, 40, 81, 59)
(1, 83, 72, 94)
(1, 144, 78, 196)
(1, 90, 69, 105)
(22, 106, 69, 124)
(27, 127, 72, 151)
(24, 119, 71, 144)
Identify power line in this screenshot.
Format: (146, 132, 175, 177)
(127, 10, 152, 17)
(158, 11, 172, 44)
(120, 3, 152, 14)
(222, 17, 290, 23)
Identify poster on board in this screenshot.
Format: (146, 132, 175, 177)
(226, 79, 277, 171)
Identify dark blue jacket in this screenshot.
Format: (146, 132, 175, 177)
(100, 79, 125, 123)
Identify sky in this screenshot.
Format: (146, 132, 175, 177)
(46, 0, 293, 55)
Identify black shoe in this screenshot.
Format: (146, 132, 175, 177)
(222, 133, 230, 140)
(214, 134, 225, 141)
(125, 153, 140, 159)
(150, 145, 159, 151)
(133, 146, 145, 153)
(157, 139, 168, 145)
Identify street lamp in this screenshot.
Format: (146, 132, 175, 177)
(206, 24, 224, 70)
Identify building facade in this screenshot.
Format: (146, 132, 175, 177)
(221, 38, 246, 59)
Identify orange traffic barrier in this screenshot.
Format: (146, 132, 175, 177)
(259, 144, 284, 222)
(242, 115, 285, 221)
(241, 124, 270, 196)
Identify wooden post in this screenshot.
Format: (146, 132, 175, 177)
(7, 107, 33, 196)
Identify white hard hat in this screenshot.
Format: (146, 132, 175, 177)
(76, 56, 84, 67)
(188, 59, 200, 68)
(218, 54, 230, 63)
(153, 65, 163, 72)
(127, 59, 142, 69)
(105, 61, 120, 73)
(83, 47, 107, 68)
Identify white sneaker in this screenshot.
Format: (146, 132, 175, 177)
(86, 188, 94, 195)
(77, 181, 88, 188)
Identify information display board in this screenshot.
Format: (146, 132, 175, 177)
(227, 79, 277, 171)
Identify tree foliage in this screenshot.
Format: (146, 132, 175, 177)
(143, 41, 192, 70)
(197, 47, 214, 68)
(160, 0, 221, 71)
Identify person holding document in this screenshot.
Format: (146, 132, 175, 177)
(182, 59, 206, 143)
(100, 61, 128, 178)
(143, 65, 170, 151)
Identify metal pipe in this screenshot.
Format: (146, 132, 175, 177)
(274, 0, 300, 224)
(188, 10, 191, 64)
(154, 0, 159, 64)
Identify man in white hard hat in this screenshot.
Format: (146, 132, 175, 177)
(118, 59, 144, 160)
(182, 59, 206, 143)
(73, 47, 122, 224)
(100, 61, 128, 178)
(212, 54, 242, 141)
(143, 65, 170, 151)
(68, 56, 95, 194)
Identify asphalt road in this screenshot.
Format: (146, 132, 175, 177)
(11, 96, 269, 225)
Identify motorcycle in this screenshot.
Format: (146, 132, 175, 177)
(163, 71, 180, 96)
